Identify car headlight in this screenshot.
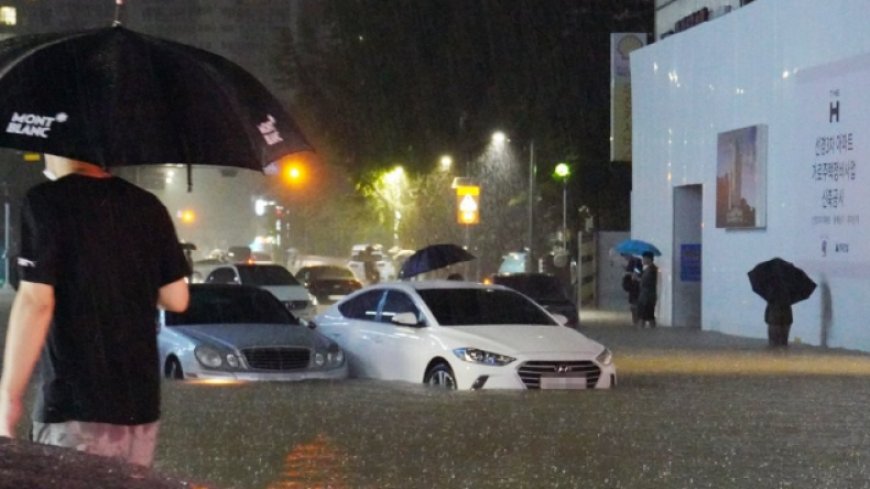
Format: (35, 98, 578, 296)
(308, 293, 319, 306)
(453, 348, 515, 366)
(325, 349, 345, 367)
(596, 348, 613, 366)
(226, 353, 240, 368)
(194, 345, 223, 368)
(314, 352, 326, 367)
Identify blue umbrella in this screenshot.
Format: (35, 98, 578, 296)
(399, 244, 475, 279)
(615, 239, 661, 257)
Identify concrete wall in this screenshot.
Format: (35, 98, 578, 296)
(596, 231, 632, 311)
(632, 0, 870, 349)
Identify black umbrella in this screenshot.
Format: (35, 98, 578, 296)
(747, 257, 817, 305)
(399, 244, 475, 279)
(0, 25, 312, 173)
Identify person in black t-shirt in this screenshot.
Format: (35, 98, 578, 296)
(0, 155, 190, 467)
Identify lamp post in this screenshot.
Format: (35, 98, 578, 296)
(528, 140, 535, 271)
(554, 162, 571, 251)
(492, 131, 535, 272)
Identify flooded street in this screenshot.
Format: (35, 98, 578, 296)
(151, 317, 870, 489)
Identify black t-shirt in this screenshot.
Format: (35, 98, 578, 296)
(18, 175, 190, 425)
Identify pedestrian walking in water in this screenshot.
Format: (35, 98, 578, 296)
(0, 155, 190, 467)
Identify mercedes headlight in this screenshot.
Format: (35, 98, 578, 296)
(596, 348, 613, 366)
(453, 348, 515, 366)
(226, 353, 240, 368)
(314, 352, 326, 367)
(194, 345, 223, 368)
(327, 349, 345, 367)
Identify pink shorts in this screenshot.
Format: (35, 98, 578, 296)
(32, 420, 160, 467)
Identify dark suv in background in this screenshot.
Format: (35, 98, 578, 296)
(489, 273, 579, 328)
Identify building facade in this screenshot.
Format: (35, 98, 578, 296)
(632, 0, 870, 349)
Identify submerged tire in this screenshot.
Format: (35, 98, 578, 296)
(165, 358, 184, 380)
(424, 362, 457, 390)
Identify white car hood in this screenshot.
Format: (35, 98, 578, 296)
(445, 325, 603, 356)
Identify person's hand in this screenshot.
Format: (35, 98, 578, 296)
(0, 394, 23, 438)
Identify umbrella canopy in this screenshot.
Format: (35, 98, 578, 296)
(399, 244, 475, 279)
(0, 25, 312, 170)
(747, 257, 817, 305)
(614, 239, 661, 257)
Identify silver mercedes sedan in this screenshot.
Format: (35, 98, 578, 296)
(158, 284, 347, 382)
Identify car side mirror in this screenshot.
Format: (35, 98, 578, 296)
(392, 312, 421, 327)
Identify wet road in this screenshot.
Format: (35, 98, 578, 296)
(2, 292, 870, 488)
(153, 311, 870, 489)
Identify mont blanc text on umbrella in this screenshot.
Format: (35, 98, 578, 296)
(0, 26, 312, 169)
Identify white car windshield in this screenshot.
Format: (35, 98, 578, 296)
(417, 288, 557, 326)
(166, 286, 298, 326)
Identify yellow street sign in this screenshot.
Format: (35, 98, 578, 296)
(455, 185, 480, 225)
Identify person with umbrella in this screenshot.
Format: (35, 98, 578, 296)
(0, 19, 312, 467)
(0, 155, 191, 466)
(748, 257, 817, 347)
(636, 251, 658, 328)
(621, 255, 642, 326)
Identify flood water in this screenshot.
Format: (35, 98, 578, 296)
(154, 344, 870, 489)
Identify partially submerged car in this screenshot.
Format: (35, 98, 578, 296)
(158, 284, 347, 382)
(312, 280, 614, 390)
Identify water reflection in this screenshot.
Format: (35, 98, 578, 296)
(267, 434, 350, 489)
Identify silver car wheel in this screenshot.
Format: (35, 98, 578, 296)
(424, 363, 457, 390)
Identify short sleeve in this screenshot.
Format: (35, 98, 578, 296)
(154, 203, 191, 286)
(17, 191, 58, 285)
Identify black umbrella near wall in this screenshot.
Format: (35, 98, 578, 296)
(748, 257, 817, 347)
(0, 18, 312, 187)
(747, 257, 817, 305)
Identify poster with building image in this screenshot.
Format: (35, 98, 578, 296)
(715, 124, 767, 229)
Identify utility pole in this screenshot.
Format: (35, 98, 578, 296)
(527, 140, 535, 273)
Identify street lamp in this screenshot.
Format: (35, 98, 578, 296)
(492, 131, 535, 272)
(381, 165, 406, 249)
(439, 155, 453, 172)
(554, 162, 571, 250)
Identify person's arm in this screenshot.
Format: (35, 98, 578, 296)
(0, 281, 55, 437)
(158, 277, 189, 312)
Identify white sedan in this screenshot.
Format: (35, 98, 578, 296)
(311, 280, 615, 390)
